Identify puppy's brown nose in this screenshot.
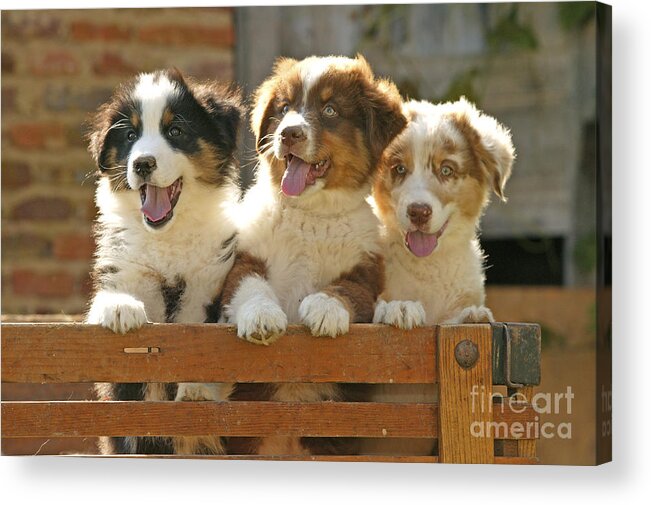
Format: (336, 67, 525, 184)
(133, 155, 157, 179)
(407, 203, 432, 226)
(281, 125, 307, 146)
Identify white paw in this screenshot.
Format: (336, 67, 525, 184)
(299, 292, 350, 337)
(373, 300, 426, 329)
(448, 305, 495, 324)
(175, 383, 224, 402)
(234, 295, 287, 345)
(87, 292, 148, 334)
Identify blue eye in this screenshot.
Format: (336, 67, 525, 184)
(394, 164, 406, 175)
(281, 104, 290, 115)
(169, 126, 182, 137)
(441, 165, 454, 177)
(323, 104, 337, 117)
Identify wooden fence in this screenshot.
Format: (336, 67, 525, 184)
(1, 322, 540, 463)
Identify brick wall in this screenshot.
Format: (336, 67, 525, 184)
(1, 8, 235, 315)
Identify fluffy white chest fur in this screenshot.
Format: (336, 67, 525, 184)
(90, 179, 238, 326)
(235, 175, 381, 322)
(382, 231, 486, 325)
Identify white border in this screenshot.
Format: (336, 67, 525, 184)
(2, 0, 650, 503)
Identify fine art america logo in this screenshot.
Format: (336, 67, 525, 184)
(470, 385, 573, 440)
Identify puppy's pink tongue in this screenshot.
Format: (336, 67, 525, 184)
(406, 230, 438, 257)
(281, 156, 311, 196)
(141, 185, 172, 222)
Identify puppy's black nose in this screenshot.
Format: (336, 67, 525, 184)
(407, 203, 432, 226)
(133, 156, 157, 179)
(281, 125, 307, 146)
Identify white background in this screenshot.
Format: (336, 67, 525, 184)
(1, 0, 649, 503)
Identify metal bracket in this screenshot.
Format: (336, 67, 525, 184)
(504, 325, 524, 388)
(492, 323, 541, 387)
(123, 347, 160, 354)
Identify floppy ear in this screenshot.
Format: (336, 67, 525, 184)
(87, 117, 104, 165)
(250, 79, 276, 152)
(165, 68, 243, 157)
(357, 56, 407, 163)
(86, 76, 139, 172)
(194, 82, 244, 157)
(164, 66, 187, 87)
(86, 101, 114, 170)
(250, 57, 298, 152)
(451, 97, 515, 201)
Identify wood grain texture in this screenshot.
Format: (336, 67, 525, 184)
(1, 400, 536, 439)
(71, 454, 441, 462)
(512, 386, 537, 457)
(2, 322, 539, 463)
(437, 324, 494, 464)
(493, 456, 538, 465)
(61, 454, 537, 463)
(1, 314, 83, 323)
(1, 323, 436, 384)
(494, 390, 539, 457)
(495, 439, 519, 457)
(2, 401, 437, 438)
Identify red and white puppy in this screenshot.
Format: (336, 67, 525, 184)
(221, 55, 406, 455)
(365, 98, 514, 455)
(373, 98, 515, 329)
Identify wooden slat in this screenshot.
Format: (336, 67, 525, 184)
(494, 456, 538, 465)
(438, 324, 494, 463)
(62, 454, 536, 464)
(495, 439, 518, 457)
(1, 323, 436, 384)
(511, 386, 537, 457)
(1, 400, 536, 439)
(69, 454, 442, 463)
(2, 401, 436, 438)
(1, 314, 83, 323)
(494, 389, 540, 456)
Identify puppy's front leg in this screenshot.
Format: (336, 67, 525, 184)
(86, 290, 148, 334)
(222, 252, 287, 345)
(445, 304, 495, 324)
(373, 298, 426, 329)
(299, 292, 351, 337)
(300, 253, 385, 337)
(175, 383, 232, 402)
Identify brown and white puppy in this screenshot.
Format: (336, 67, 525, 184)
(86, 69, 242, 455)
(221, 55, 406, 455)
(366, 98, 515, 455)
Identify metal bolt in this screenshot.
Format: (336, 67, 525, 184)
(455, 339, 479, 369)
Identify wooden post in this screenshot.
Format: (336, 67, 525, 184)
(509, 386, 536, 458)
(437, 324, 494, 464)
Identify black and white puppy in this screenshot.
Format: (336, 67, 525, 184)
(86, 69, 242, 455)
